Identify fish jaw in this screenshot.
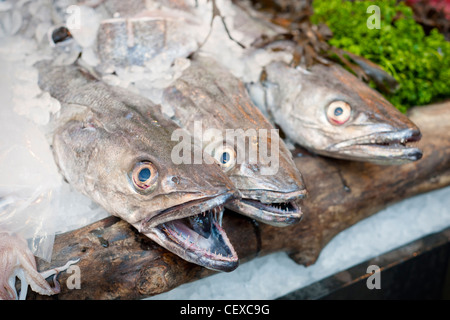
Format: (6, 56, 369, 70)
(137, 191, 239, 272)
(326, 128, 422, 165)
(225, 189, 306, 227)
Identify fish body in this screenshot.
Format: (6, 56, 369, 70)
(36, 61, 240, 271)
(162, 56, 307, 226)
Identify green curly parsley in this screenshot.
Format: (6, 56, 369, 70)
(312, 0, 450, 112)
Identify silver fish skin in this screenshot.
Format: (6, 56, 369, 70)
(35, 61, 240, 272)
(162, 56, 307, 227)
(257, 61, 422, 165)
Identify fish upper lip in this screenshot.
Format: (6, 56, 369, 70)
(238, 188, 307, 203)
(327, 128, 422, 150)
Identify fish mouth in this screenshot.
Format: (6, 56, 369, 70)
(225, 190, 306, 227)
(138, 192, 238, 272)
(327, 128, 422, 164)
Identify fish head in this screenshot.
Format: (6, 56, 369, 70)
(265, 61, 422, 165)
(199, 119, 307, 227)
(48, 80, 239, 272)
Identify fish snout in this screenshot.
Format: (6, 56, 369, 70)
(407, 127, 422, 142)
(400, 127, 423, 161)
(162, 169, 241, 200)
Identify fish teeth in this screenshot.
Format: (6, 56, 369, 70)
(217, 207, 224, 227)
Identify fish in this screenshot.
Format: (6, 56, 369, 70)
(254, 60, 422, 164)
(35, 61, 240, 272)
(162, 56, 307, 227)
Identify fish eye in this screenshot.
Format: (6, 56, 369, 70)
(48, 26, 73, 47)
(131, 161, 158, 192)
(52, 26, 72, 44)
(327, 101, 352, 125)
(212, 145, 236, 172)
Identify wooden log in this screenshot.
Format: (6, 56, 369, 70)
(29, 102, 450, 299)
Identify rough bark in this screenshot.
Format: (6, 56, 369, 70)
(29, 102, 450, 299)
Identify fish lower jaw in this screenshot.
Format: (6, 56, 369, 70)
(328, 129, 423, 164)
(335, 143, 423, 164)
(142, 205, 239, 272)
(226, 198, 303, 227)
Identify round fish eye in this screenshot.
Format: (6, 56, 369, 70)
(327, 101, 351, 125)
(212, 145, 236, 172)
(131, 161, 158, 192)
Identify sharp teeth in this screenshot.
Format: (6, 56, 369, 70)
(217, 209, 223, 227)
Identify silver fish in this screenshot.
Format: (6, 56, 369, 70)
(35, 61, 240, 272)
(162, 56, 307, 227)
(256, 60, 422, 164)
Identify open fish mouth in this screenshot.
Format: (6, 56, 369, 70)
(157, 205, 237, 266)
(139, 193, 238, 272)
(225, 190, 306, 227)
(328, 128, 423, 164)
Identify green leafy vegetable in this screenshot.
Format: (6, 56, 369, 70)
(312, 0, 450, 112)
